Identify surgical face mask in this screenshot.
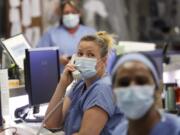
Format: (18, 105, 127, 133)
(75, 57, 97, 79)
(114, 85, 155, 120)
(62, 13, 80, 28)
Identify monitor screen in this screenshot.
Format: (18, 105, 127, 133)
(25, 47, 60, 106)
(1, 34, 31, 69)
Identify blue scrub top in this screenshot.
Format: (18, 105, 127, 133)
(106, 48, 116, 74)
(112, 111, 180, 135)
(64, 75, 124, 135)
(37, 25, 96, 72)
(37, 25, 96, 55)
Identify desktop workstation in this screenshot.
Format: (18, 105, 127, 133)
(0, 35, 63, 135)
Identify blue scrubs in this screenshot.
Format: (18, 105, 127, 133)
(37, 25, 96, 72)
(106, 48, 116, 74)
(64, 76, 124, 135)
(37, 25, 96, 55)
(112, 111, 180, 135)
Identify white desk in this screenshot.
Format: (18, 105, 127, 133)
(1, 123, 65, 135)
(0, 116, 64, 135)
(0, 95, 65, 135)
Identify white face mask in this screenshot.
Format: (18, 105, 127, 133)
(62, 13, 80, 28)
(114, 85, 155, 120)
(75, 57, 97, 79)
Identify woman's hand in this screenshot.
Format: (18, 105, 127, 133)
(60, 63, 76, 88)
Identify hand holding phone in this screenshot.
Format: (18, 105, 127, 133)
(70, 55, 81, 80)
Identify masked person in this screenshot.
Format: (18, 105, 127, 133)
(44, 31, 124, 135)
(37, 0, 96, 73)
(111, 53, 180, 135)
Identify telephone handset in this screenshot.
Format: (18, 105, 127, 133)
(70, 55, 81, 80)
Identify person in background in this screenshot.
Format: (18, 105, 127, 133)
(44, 31, 124, 135)
(37, 0, 96, 72)
(111, 53, 180, 135)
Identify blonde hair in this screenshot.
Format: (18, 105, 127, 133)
(61, 0, 81, 12)
(80, 31, 116, 57)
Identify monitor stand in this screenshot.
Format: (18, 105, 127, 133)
(24, 105, 44, 123)
(14, 104, 44, 123)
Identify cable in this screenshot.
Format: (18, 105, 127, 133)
(163, 42, 170, 64)
(36, 97, 64, 135)
(0, 127, 18, 135)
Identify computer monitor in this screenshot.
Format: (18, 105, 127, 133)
(24, 47, 60, 106)
(0, 34, 31, 69)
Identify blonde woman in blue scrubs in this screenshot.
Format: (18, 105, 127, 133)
(112, 53, 180, 135)
(45, 31, 124, 135)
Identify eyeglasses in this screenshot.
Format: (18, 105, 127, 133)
(116, 75, 151, 87)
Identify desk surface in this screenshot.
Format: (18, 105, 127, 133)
(2, 95, 65, 135)
(0, 121, 65, 135)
